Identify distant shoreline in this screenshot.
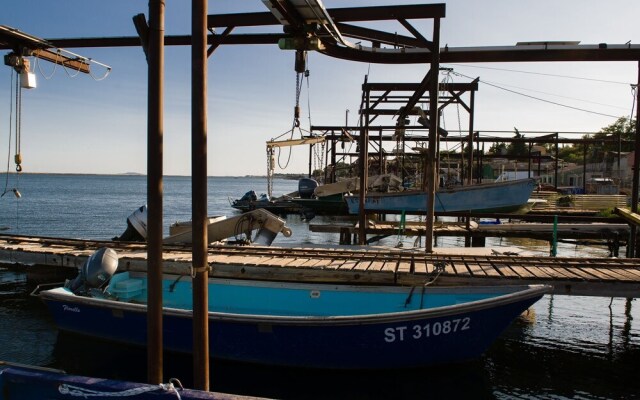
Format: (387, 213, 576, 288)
(1, 172, 307, 180)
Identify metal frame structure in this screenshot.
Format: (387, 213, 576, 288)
(2, 0, 640, 390)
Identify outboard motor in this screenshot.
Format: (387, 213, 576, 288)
(238, 190, 257, 202)
(113, 205, 148, 242)
(65, 247, 119, 296)
(298, 178, 319, 199)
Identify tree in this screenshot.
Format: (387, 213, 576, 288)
(594, 117, 636, 153)
(542, 117, 636, 165)
(488, 142, 507, 156)
(506, 128, 528, 157)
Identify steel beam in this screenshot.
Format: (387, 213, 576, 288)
(15, 37, 638, 65)
(364, 82, 478, 92)
(207, 4, 446, 28)
(30, 48, 91, 73)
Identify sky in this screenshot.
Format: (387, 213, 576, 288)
(1, 1, 639, 176)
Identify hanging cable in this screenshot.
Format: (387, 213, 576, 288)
(445, 63, 632, 85)
(15, 71, 22, 173)
(2, 70, 15, 196)
(88, 64, 112, 81)
(61, 58, 85, 78)
(452, 70, 621, 119)
(306, 63, 312, 129)
(34, 55, 57, 80)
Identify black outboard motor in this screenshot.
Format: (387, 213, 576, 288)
(113, 205, 148, 242)
(65, 247, 119, 296)
(298, 178, 319, 199)
(238, 190, 258, 202)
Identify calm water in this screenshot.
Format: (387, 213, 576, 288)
(0, 174, 638, 399)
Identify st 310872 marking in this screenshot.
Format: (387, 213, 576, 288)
(384, 317, 471, 343)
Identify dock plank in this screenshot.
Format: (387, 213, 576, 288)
(463, 261, 488, 276)
(503, 261, 537, 279)
(489, 260, 523, 278)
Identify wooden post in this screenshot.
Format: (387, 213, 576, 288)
(192, 0, 209, 390)
(358, 81, 370, 245)
(583, 144, 587, 194)
(554, 133, 559, 190)
(146, 0, 164, 386)
(467, 89, 475, 185)
(630, 61, 640, 257)
(425, 17, 440, 253)
(464, 216, 470, 247)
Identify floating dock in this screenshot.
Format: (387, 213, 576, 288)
(310, 218, 629, 248)
(0, 234, 639, 298)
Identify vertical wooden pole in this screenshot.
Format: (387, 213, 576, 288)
(554, 133, 559, 190)
(308, 144, 313, 177)
(192, 0, 209, 390)
(146, 0, 164, 385)
(630, 61, 640, 257)
(425, 17, 440, 253)
(358, 83, 370, 245)
(582, 145, 587, 194)
(527, 142, 532, 178)
(467, 89, 475, 185)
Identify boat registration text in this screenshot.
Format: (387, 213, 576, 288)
(384, 317, 471, 342)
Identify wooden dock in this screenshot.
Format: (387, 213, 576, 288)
(309, 219, 629, 243)
(1, 234, 639, 298)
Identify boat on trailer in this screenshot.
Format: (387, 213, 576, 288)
(38, 249, 549, 369)
(344, 178, 537, 214)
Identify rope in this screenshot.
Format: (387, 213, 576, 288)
(396, 211, 406, 247)
(404, 260, 448, 309)
(419, 261, 448, 309)
(58, 381, 183, 398)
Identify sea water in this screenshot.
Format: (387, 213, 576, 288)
(0, 174, 638, 399)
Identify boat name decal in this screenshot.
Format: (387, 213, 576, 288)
(62, 305, 80, 313)
(384, 317, 470, 342)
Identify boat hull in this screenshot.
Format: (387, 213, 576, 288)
(231, 199, 302, 215)
(41, 281, 547, 369)
(345, 178, 537, 214)
(288, 194, 350, 215)
(0, 362, 230, 399)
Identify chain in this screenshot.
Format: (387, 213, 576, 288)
(266, 148, 274, 198)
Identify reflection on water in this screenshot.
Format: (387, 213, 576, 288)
(51, 331, 493, 400)
(0, 270, 633, 399)
(0, 269, 57, 366)
(487, 296, 640, 400)
(0, 175, 639, 398)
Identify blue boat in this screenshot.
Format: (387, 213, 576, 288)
(344, 178, 537, 214)
(0, 361, 236, 399)
(39, 271, 549, 369)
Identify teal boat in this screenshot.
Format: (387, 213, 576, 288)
(345, 178, 537, 214)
